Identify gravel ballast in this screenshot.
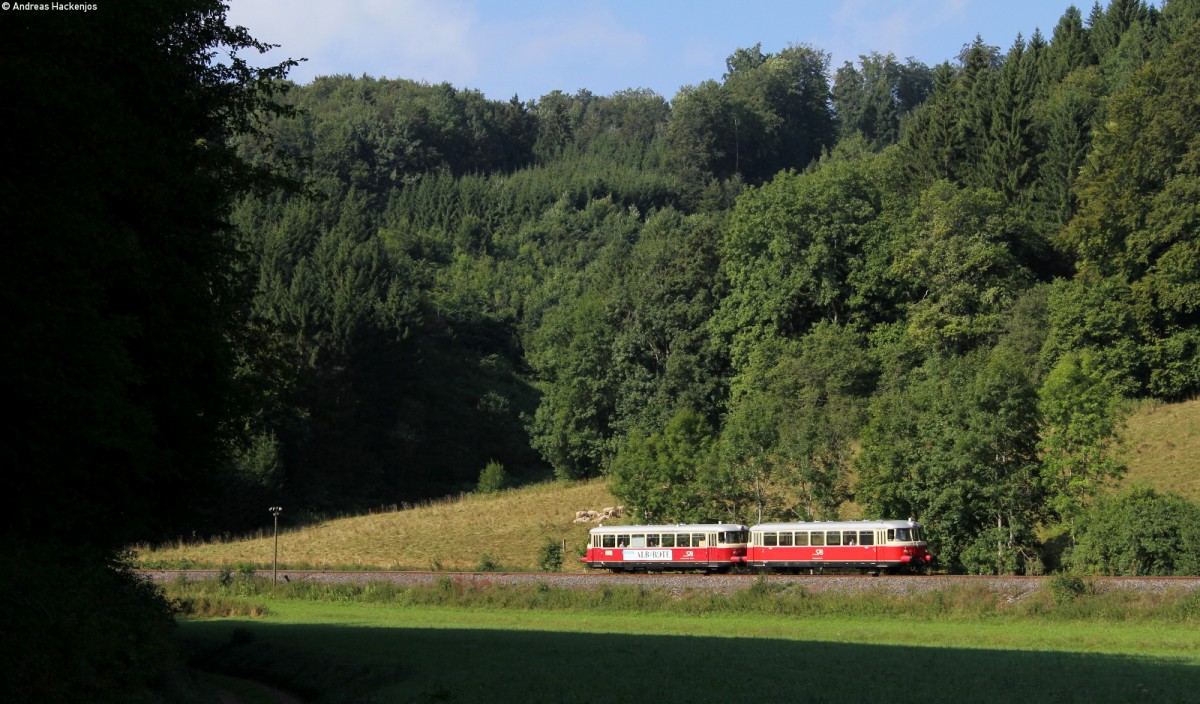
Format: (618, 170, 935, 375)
(139, 570, 1200, 601)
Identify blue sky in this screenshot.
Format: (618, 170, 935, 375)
(227, 0, 1101, 101)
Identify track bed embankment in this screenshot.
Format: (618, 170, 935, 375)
(139, 570, 1200, 601)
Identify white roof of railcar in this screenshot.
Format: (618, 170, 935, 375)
(751, 519, 921, 531)
(588, 523, 748, 534)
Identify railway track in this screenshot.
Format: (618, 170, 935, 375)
(137, 569, 1200, 597)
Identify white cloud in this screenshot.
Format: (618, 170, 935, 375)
(225, 0, 654, 95)
(227, 0, 480, 84)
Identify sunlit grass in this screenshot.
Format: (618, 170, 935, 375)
(137, 479, 618, 571)
(1123, 398, 1200, 503)
(177, 586, 1200, 704)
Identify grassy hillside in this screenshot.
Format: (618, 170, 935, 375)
(138, 479, 619, 572)
(138, 401, 1200, 572)
(1122, 398, 1200, 503)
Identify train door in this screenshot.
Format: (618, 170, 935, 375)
(857, 529, 876, 566)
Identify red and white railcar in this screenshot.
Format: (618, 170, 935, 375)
(745, 520, 934, 574)
(582, 524, 749, 573)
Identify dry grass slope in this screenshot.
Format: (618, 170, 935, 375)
(140, 480, 618, 572)
(1121, 398, 1200, 503)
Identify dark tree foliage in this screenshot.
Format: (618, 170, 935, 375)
(665, 79, 744, 203)
(667, 43, 838, 202)
(255, 75, 539, 196)
(0, 2, 297, 701)
(856, 345, 1043, 573)
(1, 0, 296, 549)
(532, 87, 671, 168)
(1046, 5, 1096, 82)
(833, 52, 933, 149)
(1058, 15, 1200, 397)
(722, 44, 838, 182)
(230, 76, 688, 509)
(1028, 65, 1103, 240)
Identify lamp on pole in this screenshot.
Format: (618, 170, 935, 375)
(269, 506, 283, 585)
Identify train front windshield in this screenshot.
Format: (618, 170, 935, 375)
(896, 527, 925, 542)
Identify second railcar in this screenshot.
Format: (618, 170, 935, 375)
(746, 519, 933, 574)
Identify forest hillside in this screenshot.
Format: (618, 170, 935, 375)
(208, 0, 1200, 575)
(136, 391, 1200, 575)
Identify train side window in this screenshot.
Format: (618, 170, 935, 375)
(647, 534, 660, 548)
(887, 529, 895, 542)
(843, 531, 857, 546)
(632, 535, 647, 548)
(764, 532, 778, 546)
(810, 532, 824, 547)
(602, 534, 615, 548)
(860, 531, 874, 546)
(778, 532, 793, 546)
(662, 533, 675, 548)
(677, 533, 690, 548)
(826, 531, 842, 546)
(617, 534, 630, 547)
(694, 534, 706, 547)
(795, 532, 809, 547)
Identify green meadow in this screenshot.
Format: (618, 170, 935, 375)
(173, 578, 1200, 704)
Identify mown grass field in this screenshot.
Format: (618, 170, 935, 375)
(174, 579, 1200, 704)
(139, 479, 618, 572)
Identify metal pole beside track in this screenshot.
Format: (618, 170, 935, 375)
(269, 506, 282, 585)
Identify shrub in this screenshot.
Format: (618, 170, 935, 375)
(538, 537, 564, 572)
(1065, 485, 1200, 576)
(1047, 574, 1091, 605)
(175, 595, 269, 618)
(958, 526, 1040, 575)
(476, 553, 501, 572)
(477, 460, 508, 493)
(1, 542, 179, 704)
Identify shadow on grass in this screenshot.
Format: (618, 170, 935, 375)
(181, 621, 1196, 704)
